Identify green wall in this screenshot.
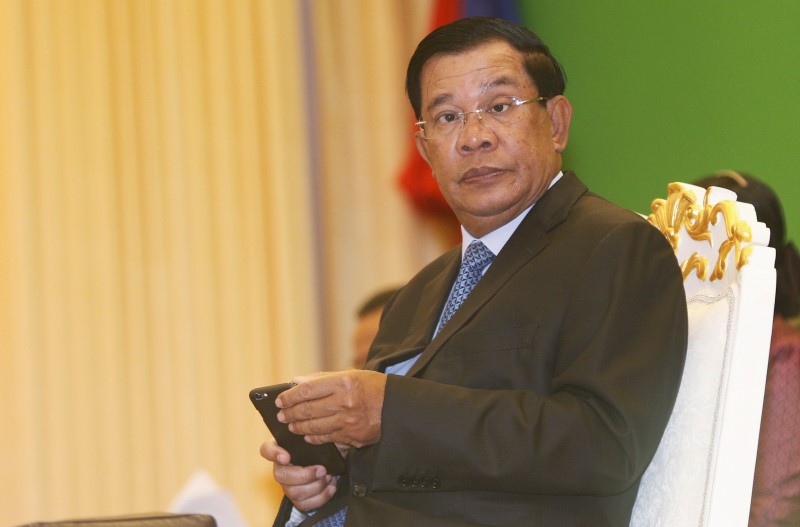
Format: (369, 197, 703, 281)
(521, 0, 799, 243)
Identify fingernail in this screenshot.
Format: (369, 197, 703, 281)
(316, 467, 326, 478)
(276, 411, 286, 423)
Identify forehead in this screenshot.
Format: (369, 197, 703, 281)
(419, 40, 532, 109)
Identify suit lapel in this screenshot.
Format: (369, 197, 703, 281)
(369, 248, 461, 372)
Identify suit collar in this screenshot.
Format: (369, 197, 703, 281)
(528, 170, 587, 232)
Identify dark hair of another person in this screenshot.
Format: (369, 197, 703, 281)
(357, 288, 399, 318)
(405, 17, 567, 119)
(693, 171, 800, 319)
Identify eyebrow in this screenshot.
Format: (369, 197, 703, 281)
(426, 76, 521, 113)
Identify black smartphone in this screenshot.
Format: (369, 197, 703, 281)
(249, 383, 347, 475)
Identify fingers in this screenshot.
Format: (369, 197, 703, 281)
(260, 438, 291, 465)
(277, 370, 376, 417)
(274, 463, 337, 512)
(290, 372, 328, 385)
(282, 472, 338, 512)
(289, 414, 344, 445)
(277, 373, 338, 409)
(261, 434, 338, 512)
(279, 397, 338, 424)
(273, 370, 386, 448)
(296, 371, 387, 447)
(274, 463, 327, 486)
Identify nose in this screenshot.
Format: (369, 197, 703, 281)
(457, 110, 497, 153)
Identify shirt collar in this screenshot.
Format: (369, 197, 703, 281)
(460, 171, 563, 258)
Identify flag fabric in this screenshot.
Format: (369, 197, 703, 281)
(397, 0, 521, 236)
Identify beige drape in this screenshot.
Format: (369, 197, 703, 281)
(0, 0, 440, 525)
(307, 0, 443, 372)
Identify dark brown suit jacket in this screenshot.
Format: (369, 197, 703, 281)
(276, 172, 688, 527)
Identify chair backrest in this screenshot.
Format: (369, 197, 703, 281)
(630, 183, 776, 527)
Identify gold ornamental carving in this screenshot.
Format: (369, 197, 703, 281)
(647, 183, 753, 281)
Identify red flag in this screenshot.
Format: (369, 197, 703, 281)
(397, 0, 463, 238)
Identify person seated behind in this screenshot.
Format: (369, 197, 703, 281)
(352, 288, 398, 369)
(693, 170, 800, 527)
(261, 17, 688, 527)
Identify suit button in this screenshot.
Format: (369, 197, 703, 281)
(398, 477, 411, 487)
(352, 483, 367, 498)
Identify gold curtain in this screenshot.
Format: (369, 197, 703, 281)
(307, 0, 442, 371)
(0, 0, 441, 525)
(0, 0, 319, 524)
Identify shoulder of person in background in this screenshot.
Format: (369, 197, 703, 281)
(352, 287, 400, 369)
(692, 170, 800, 321)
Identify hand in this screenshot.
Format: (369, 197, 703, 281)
(260, 437, 337, 512)
(276, 370, 387, 448)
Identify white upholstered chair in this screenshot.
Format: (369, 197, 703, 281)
(630, 183, 777, 527)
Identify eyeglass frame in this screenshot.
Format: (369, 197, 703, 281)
(415, 96, 549, 137)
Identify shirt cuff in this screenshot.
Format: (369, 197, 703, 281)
(285, 506, 312, 527)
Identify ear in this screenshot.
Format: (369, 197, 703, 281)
(547, 96, 573, 153)
(414, 131, 433, 167)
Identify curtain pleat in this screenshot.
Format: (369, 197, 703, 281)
(307, 0, 442, 370)
(0, 0, 323, 524)
(0, 0, 441, 525)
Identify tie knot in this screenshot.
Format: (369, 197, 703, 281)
(463, 240, 494, 271)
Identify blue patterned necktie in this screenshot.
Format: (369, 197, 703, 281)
(313, 506, 347, 526)
(437, 240, 495, 333)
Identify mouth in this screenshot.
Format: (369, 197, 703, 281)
(461, 166, 506, 183)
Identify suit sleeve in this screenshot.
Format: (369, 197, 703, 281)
(357, 220, 688, 496)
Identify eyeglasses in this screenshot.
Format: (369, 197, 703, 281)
(415, 96, 548, 140)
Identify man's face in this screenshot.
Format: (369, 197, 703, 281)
(415, 40, 572, 238)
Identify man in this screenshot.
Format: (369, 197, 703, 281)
(262, 17, 687, 526)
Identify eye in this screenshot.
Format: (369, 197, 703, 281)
(487, 101, 513, 114)
(434, 111, 461, 125)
